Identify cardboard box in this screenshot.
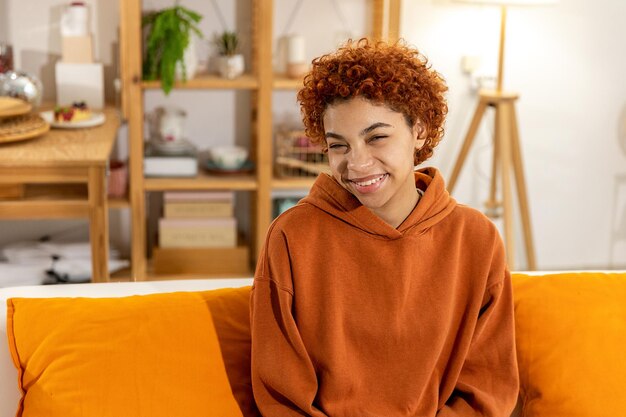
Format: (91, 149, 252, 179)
(164, 201, 234, 218)
(164, 191, 235, 202)
(55, 62, 104, 109)
(158, 217, 237, 248)
(153, 246, 250, 275)
(62, 35, 94, 63)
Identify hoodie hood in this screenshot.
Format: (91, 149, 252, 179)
(300, 167, 457, 240)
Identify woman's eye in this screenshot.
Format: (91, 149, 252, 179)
(328, 143, 347, 150)
(369, 135, 387, 143)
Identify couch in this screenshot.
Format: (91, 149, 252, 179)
(1, 271, 625, 417)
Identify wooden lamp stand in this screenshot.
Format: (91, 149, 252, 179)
(447, 6, 536, 270)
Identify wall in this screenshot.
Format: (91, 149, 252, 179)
(0, 0, 7, 41)
(1, 0, 625, 270)
(401, 0, 626, 270)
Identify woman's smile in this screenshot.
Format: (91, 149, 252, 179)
(347, 173, 388, 194)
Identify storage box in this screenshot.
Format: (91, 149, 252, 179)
(164, 201, 234, 218)
(152, 246, 250, 275)
(55, 62, 104, 109)
(163, 191, 234, 218)
(163, 191, 235, 202)
(61, 35, 94, 63)
(144, 146, 198, 177)
(158, 217, 237, 248)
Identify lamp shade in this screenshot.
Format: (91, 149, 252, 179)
(454, 0, 555, 5)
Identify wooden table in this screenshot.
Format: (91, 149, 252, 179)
(0, 107, 121, 282)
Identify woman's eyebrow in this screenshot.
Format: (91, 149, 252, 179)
(325, 132, 344, 140)
(360, 122, 392, 136)
(325, 122, 393, 140)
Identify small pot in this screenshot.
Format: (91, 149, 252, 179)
(108, 160, 128, 198)
(217, 54, 244, 80)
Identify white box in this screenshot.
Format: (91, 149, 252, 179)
(144, 156, 198, 177)
(55, 62, 104, 109)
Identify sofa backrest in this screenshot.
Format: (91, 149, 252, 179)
(3, 271, 626, 417)
(511, 271, 626, 416)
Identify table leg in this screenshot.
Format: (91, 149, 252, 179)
(88, 165, 109, 282)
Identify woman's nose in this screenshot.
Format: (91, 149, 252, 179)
(346, 146, 374, 171)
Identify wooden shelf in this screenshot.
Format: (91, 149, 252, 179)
(109, 263, 253, 282)
(144, 173, 257, 191)
(0, 184, 129, 218)
(273, 74, 305, 90)
(141, 73, 258, 90)
(0, 199, 89, 219)
(272, 177, 316, 189)
(108, 197, 130, 208)
(18, 184, 130, 208)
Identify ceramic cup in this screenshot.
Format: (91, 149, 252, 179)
(210, 145, 248, 170)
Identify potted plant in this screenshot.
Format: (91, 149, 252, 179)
(142, 5, 203, 95)
(214, 31, 244, 80)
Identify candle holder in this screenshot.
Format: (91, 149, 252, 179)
(0, 43, 13, 74)
(286, 34, 308, 79)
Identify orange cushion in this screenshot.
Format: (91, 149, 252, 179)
(512, 272, 626, 416)
(7, 291, 244, 417)
(201, 286, 257, 416)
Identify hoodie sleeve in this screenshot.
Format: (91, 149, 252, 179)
(250, 227, 329, 417)
(437, 270, 520, 417)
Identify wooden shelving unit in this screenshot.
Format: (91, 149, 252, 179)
(143, 175, 258, 192)
(141, 73, 259, 90)
(119, 0, 399, 280)
(272, 74, 304, 90)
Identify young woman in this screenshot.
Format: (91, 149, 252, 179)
(250, 39, 519, 417)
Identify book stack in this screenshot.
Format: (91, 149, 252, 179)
(154, 191, 249, 275)
(159, 191, 237, 248)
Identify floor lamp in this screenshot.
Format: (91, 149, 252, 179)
(448, 0, 552, 270)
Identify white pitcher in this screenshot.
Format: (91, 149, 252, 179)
(158, 107, 187, 144)
(61, 2, 89, 37)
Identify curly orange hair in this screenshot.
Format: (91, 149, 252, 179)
(297, 38, 448, 165)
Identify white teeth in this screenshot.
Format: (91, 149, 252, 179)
(354, 174, 385, 187)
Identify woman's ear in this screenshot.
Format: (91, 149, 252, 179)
(413, 119, 427, 150)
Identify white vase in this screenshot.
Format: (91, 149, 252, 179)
(61, 2, 89, 37)
(218, 54, 244, 80)
(175, 37, 198, 80)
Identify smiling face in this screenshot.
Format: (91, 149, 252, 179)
(323, 97, 426, 228)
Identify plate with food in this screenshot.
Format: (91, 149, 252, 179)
(40, 102, 105, 128)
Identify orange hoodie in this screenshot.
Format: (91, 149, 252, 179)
(251, 168, 519, 417)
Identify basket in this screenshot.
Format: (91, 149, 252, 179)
(274, 130, 330, 178)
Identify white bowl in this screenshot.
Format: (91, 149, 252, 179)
(210, 145, 248, 170)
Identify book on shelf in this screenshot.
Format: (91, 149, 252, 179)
(144, 145, 198, 177)
(163, 190, 235, 218)
(158, 217, 237, 248)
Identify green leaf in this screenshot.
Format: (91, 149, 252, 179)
(142, 5, 203, 95)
